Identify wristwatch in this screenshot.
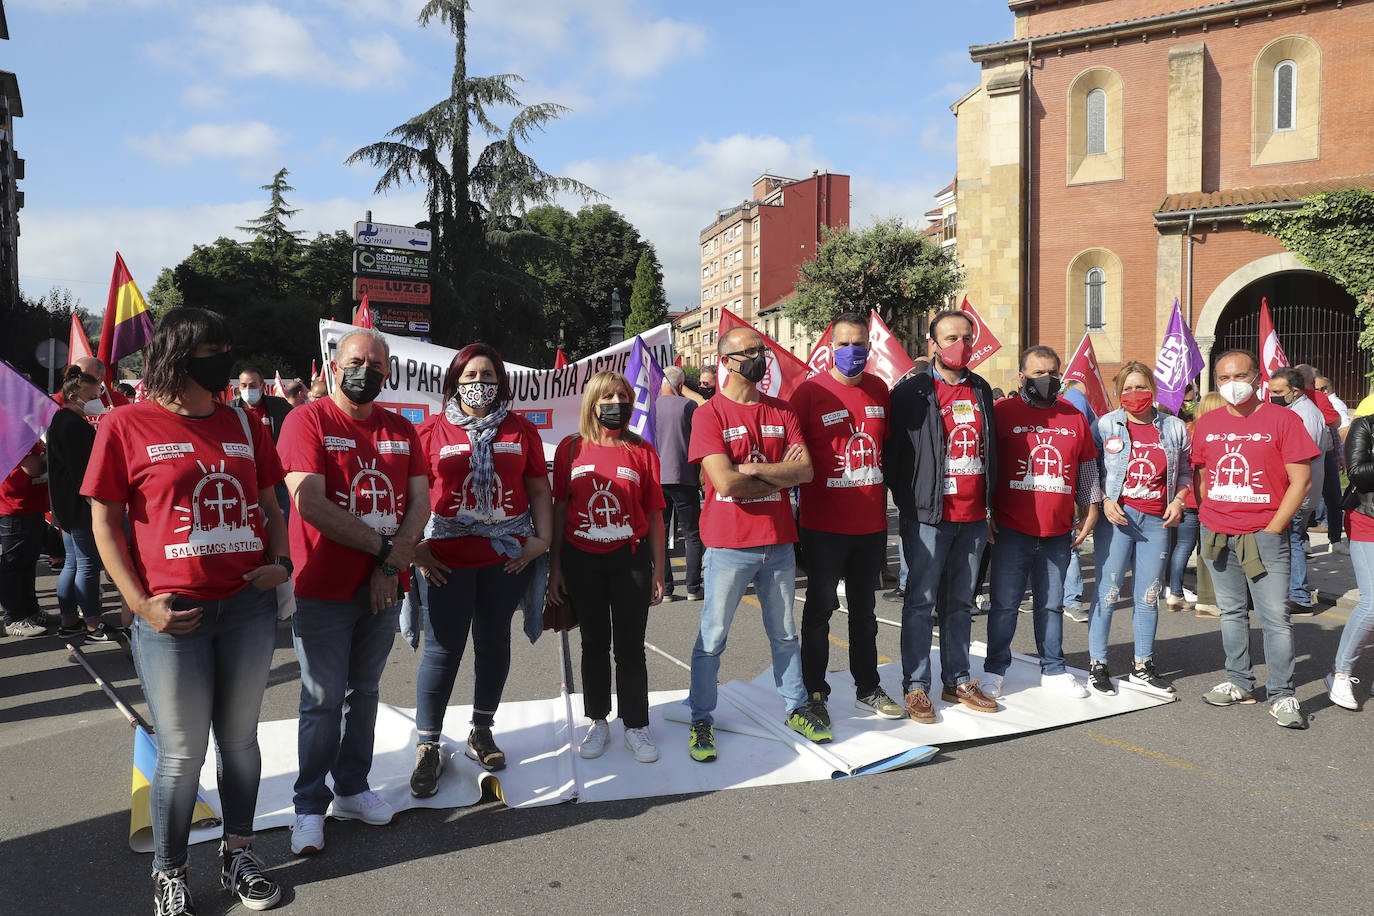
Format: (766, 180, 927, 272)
(380, 562, 399, 577)
(376, 535, 394, 564)
(274, 555, 294, 576)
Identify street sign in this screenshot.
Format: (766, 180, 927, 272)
(353, 277, 431, 306)
(34, 338, 68, 369)
(353, 247, 431, 280)
(354, 221, 432, 252)
(372, 305, 432, 337)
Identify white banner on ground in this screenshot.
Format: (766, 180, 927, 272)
(318, 321, 674, 459)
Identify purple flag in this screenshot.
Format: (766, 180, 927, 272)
(624, 335, 664, 447)
(1154, 300, 1204, 413)
(0, 359, 60, 479)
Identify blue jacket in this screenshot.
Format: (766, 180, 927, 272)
(1096, 408, 1192, 504)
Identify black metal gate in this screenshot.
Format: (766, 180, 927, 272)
(1212, 272, 1370, 403)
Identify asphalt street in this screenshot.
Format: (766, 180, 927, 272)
(2, 524, 1372, 915)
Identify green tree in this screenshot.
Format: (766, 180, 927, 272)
(785, 218, 965, 337)
(1, 286, 92, 387)
(346, 0, 597, 356)
(238, 168, 306, 257)
(147, 267, 183, 319)
(1246, 189, 1374, 352)
(625, 250, 668, 337)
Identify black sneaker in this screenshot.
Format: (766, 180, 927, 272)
(57, 622, 85, 639)
(410, 742, 443, 798)
(465, 727, 506, 771)
(154, 869, 197, 916)
(786, 704, 833, 743)
(1126, 659, 1176, 694)
(1087, 661, 1116, 695)
(688, 720, 716, 762)
(220, 842, 281, 911)
(806, 691, 831, 727)
(83, 623, 112, 643)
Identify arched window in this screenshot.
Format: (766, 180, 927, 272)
(1086, 89, 1107, 156)
(1086, 268, 1106, 331)
(1274, 59, 1296, 131)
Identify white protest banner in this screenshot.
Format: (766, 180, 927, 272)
(318, 320, 674, 460)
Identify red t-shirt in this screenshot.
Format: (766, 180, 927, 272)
(1118, 421, 1169, 516)
(992, 397, 1097, 537)
(1349, 510, 1374, 542)
(1306, 388, 1341, 429)
(789, 371, 888, 535)
(1192, 402, 1321, 535)
(418, 412, 546, 569)
(936, 376, 987, 523)
(688, 394, 805, 548)
(277, 398, 426, 600)
(242, 402, 273, 435)
(552, 436, 665, 553)
(82, 402, 283, 601)
(0, 442, 49, 515)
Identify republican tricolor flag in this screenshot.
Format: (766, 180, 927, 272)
(96, 253, 154, 386)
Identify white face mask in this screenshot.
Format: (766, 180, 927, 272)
(242, 387, 263, 406)
(1218, 380, 1255, 406)
(81, 398, 108, 417)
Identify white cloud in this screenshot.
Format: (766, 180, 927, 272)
(181, 83, 230, 110)
(8, 0, 169, 10)
(190, 4, 409, 90)
(918, 118, 957, 158)
(127, 121, 284, 166)
(18, 191, 428, 313)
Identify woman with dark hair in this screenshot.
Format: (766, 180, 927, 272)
(1086, 361, 1191, 696)
(548, 371, 665, 763)
(48, 366, 110, 640)
(84, 307, 290, 915)
(408, 343, 552, 797)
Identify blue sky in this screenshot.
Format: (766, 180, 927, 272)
(7, 0, 1013, 313)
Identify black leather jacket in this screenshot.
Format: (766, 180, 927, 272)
(1345, 415, 1374, 520)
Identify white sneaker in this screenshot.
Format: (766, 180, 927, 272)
(981, 672, 1005, 699)
(624, 726, 659, 763)
(1165, 590, 1183, 610)
(1332, 541, 1350, 556)
(5, 617, 47, 638)
(330, 789, 394, 825)
(1041, 672, 1089, 698)
(1182, 587, 1198, 602)
(290, 813, 325, 855)
(1327, 672, 1360, 710)
(579, 719, 609, 759)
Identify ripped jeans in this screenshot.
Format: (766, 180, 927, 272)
(1088, 505, 1169, 664)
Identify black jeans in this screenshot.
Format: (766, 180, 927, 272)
(562, 542, 652, 728)
(799, 528, 885, 697)
(0, 512, 43, 623)
(661, 484, 703, 594)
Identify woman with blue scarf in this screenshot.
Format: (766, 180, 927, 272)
(409, 343, 552, 797)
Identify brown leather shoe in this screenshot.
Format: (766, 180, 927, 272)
(941, 681, 999, 713)
(904, 689, 936, 723)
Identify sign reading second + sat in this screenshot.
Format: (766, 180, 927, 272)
(354, 248, 431, 280)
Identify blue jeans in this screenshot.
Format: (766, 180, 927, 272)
(899, 516, 989, 692)
(0, 512, 43, 623)
(1168, 508, 1200, 595)
(689, 544, 806, 723)
(57, 527, 104, 623)
(986, 527, 1071, 676)
(1334, 539, 1374, 674)
(416, 561, 531, 737)
(1202, 528, 1295, 700)
(1063, 546, 1084, 605)
(292, 594, 400, 815)
(1089, 507, 1169, 663)
(898, 537, 908, 592)
(131, 585, 277, 871)
(1289, 510, 1312, 606)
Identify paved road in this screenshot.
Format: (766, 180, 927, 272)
(2, 528, 1371, 915)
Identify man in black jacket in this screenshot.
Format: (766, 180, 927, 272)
(884, 310, 1000, 722)
(231, 367, 294, 517)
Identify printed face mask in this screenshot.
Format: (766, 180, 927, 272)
(1120, 390, 1154, 414)
(185, 350, 234, 396)
(833, 344, 869, 378)
(457, 381, 499, 410)
(597, 402, 632, 430)
(1218, 380, 1255, 406)
(340, 365, 385, 405)
(1024, 374, 1061, 403)
(938, 339, 972, 371)
(241, 387, 262, 406)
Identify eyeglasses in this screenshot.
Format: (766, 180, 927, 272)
(725, 346, 770, 360)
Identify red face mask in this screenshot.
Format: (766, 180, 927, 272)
(1120, 390, 1154, 414)
(938, 339, 971, 371)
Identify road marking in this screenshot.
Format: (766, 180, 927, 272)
(1076, 727, 1374, 835)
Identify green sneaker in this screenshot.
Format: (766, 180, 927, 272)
(807, 691, 831, 727)
(787, 705, 833, 743)
(1269, 696, 1307, 729)
(688, 721, 716, 762)
(1202, 681, 1257, 707)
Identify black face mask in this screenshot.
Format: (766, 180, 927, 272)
(340, 365, 385, 405)
(1271, 394, 1291, 407)
(735, 354, 767, 384)
(1025, 375, 1061, 404)
(597, 402, 633, 430)
(185, 350, 233, 396)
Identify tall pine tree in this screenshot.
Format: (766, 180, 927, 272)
(624, 250, 668, 337)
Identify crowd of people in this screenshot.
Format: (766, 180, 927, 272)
(1, 305, 1371, 916)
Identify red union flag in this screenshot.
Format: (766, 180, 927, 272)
(805, 323, 834, 375)
(353, 294, 374, 328)
(1064, 333, 1112, 416)
(1258, 297, 1288, 393)
(866, 311, 915, 388)
(959, 296, 1003, 369)
(715, 308, 809, 399)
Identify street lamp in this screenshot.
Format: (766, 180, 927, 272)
(608, 289, 624, 345)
